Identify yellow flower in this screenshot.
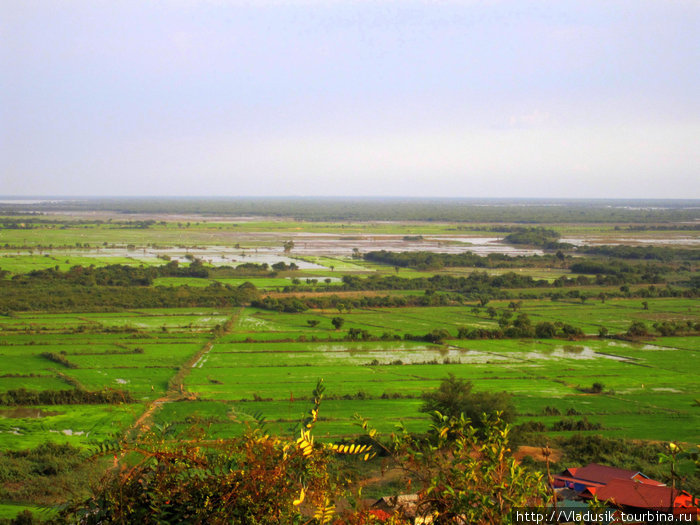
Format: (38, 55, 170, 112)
(293, 487, 305, 506)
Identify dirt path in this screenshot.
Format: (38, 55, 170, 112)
(128, 394, 176, 435)
(111, 308, 244, 468)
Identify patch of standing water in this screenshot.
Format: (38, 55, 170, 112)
(522, 346, 635, 362)
(0, 408, 62, 418)
(49, 429, 87, 436)
(21, 233, 548, 266)
(315, 346, 508, 365)
(562, 237, 699, 247)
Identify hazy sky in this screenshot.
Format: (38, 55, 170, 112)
(2, 1, 698, 198)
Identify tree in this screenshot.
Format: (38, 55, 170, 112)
(331, 317, 345, 330)
(627, 321, 649, 337)
(372, 414, 550, 524)
(283, 240, 294, 254)
(307, 320, 320, 328)
(420, 375, 515, 430)
(535, 321, 557, 339)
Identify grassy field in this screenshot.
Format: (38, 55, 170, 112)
(0, 308, 229, 454)
(169, 300, 699, 443)
(222, 298, 698, 340)
(2, 300, 696, 449)
(0, 215, 698, 520)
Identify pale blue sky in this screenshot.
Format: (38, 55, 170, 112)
(2, 1, 698, 197)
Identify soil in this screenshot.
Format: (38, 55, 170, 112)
(514, 445, 563, 464)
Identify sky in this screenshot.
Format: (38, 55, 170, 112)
(1, 0, 698, 198)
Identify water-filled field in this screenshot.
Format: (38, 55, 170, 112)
(2, 301, 697, 449)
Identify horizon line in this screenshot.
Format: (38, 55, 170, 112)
(1, 196, 699, 202)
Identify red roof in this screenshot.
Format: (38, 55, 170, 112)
(565, 463, 663, 486)
(596, 479, 693, 510)
(553, 474, 604, 488)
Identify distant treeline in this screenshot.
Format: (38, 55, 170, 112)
(209, 261, 298, 278)
(0, 281, 258, 312)
(251, 292, 460, 312)
(0, 218, 164, 228)
(450, 224, 700, 233)
(405, 314, 584, 341)
(16, 260, 209, 285)
(352, 263, 666, 287)
(502, 227, 567, 248)
(364, 250, 558, 270)
(0, 388, 135, 406)
(252, 281, 697, 314)
(578, 245, 700, 261)
(364, 251, 689, 282)
(3, 197, 699, 223)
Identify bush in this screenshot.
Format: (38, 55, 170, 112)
(627, 321, 649, 337)
(420, 374, 516, 430)
(359, 413, 550, 524)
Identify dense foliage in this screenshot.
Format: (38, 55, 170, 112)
(364, 250, 554, 270)
(0, 280, 258, 312)
(0, 388, 135, 406)
(0, 442, 99, 506)
(420, 375, 516, 430)
(580, 245, 700, 261)
(503, 227, 563, 248)
(58, 398, 547, 525)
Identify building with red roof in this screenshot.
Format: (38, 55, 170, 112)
(553, 463, 698, 519)
(553, 463, 663, 493)
(594, 478, 694, 510)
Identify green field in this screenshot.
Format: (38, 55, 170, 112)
(2, 300, 697, 448)
(0, 211, 698, 518)
(177, 325, 699, 442)
(0, 308, 229, 456)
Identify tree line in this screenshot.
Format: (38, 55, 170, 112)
(0, 388, 135, 406)
(0, 281, 259, 312)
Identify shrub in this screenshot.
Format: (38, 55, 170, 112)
(420, 374, 516, 430)
(358, 413, 550, 524)
(627, 321, 649, 337)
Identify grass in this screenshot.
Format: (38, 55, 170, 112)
(0, 404, 143, 450)
(0, 502, 56, 520)
(178, 319, 700, 444)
